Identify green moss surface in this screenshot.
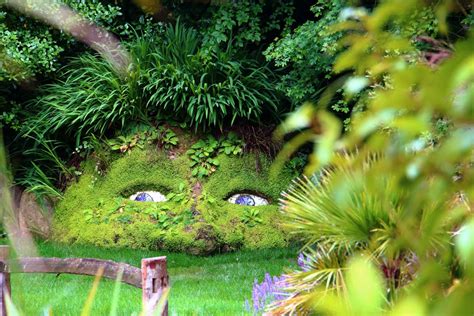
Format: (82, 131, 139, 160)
(53, 148, 294, 254)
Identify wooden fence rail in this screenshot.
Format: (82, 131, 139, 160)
(0, 245, 168, 315)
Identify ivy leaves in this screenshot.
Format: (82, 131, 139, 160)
(187, 133, 244, 179)
(187, 136, 221, 178)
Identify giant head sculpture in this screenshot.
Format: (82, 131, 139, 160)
(54, 131, 294, 254)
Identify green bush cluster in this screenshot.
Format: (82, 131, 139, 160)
(199, 0, 295, 53)
(0, 0, 123, 83)
(24, 51, 148, 141)
(25, 21, 281, 144)
(146, 21, 281, 129)
(264, 0, 345, 104)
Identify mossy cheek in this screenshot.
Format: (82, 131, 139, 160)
(196, 199, 289, 248)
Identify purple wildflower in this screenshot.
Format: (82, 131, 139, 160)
(297, 252, 311, 272)
(245, 253, 313, 314)
(244, 299, 251, 312)
(245, 272, 288, 314)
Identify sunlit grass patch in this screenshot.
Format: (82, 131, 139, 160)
(8, 241, 297, 315)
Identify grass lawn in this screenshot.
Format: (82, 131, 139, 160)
(6, 241, 297, 315)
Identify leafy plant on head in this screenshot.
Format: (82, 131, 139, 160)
(166, 182, 190, 205)
(219, 132, 243, 155)
(187, 133, 246, 178)
(241, 209, 263, 227)
(187, 136, 220, 178)
(157, 126, 179, 150)
(107, 126, 159, 153)
(145, 20, 281, 130)
(108, 135, 143, 153)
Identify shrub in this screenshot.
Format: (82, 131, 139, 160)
(24, 38, 152, 142)
(25, 21, 282, 144)
(264, 0, 345, 104)
(146, 21, 281, 129)
(0, 0, 123, 83)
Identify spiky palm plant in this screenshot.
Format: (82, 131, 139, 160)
(273, 154, 451, 314)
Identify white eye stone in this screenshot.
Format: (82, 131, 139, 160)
(129, 191, 167, 202)
(227, 194, 269, 206)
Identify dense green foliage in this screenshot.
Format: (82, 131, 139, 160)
(280, 154, 450, 300)
(25, 21, 281, 145)
(264, 0, 345, 104)
(145, 21, 281, 129)
(270, 0, 474, 314)
(198, 0, 295, 53)
(25, 44, 150, 141)
(0, 0, 123, 82)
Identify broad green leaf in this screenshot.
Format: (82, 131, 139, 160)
(455, 218, 474, 275)
(277, 103, 315, 136)
(346, 256, 384, 315)
(344, 76, 369, 95)
(389, 296, 426, 316)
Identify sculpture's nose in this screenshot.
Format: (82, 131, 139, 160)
(190, 181, 203, 215)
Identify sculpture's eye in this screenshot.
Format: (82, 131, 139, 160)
(227, 193, 269, 206)
(129, 191, 167, 202)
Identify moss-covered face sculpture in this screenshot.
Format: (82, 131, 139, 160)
(54, 140, 293, 254)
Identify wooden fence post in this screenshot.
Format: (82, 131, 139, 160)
(141, 256, 168, 316)
(0, 249, 170, 315)
(0, 246, 10, 316)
